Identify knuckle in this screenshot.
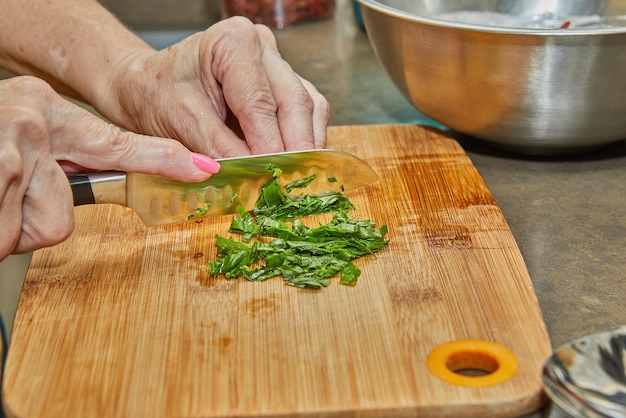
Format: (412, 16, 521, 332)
(22, 175, 76, 249)
(243, 91, 279, 122)
(14, 109, 48, 141)
(0, 103, 48, 137)
(0, 107, 49, 181)
(254, 23, 278, 47)
(279, 85, 315, 117)
(210, 16, 259, 49)
(112, 129, 179, 165)
(249, 87, 277, 109)
(103, 126, 140, 158)
(217, 16, 258, 37)
(3, 76, 56, 102)
(0, 80, 53, 141)
(151, 140, 179, 162)
(233, 87, 277, 117)
(317, 95, 331, 121)
(0, 147, 23, 183)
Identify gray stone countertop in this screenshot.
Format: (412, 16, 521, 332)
(274, 1, 625, 353)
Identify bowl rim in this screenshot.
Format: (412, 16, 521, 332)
(358, 0, 626, 36)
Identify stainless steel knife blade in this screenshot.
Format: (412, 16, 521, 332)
(68, 149, 378, 226)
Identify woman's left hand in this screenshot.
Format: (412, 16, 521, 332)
(100, 17, 330, 158)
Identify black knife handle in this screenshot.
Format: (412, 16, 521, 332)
(67, 174, 96, 206)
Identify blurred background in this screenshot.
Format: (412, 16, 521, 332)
(98, 0, 221, 30)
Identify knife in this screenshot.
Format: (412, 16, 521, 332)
(68, 149, 378, 226)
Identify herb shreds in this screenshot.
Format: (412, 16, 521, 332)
(207, 164, 389, 289)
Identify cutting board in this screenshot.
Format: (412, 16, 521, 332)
(3, 124, 551, 418)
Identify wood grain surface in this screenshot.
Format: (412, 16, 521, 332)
(3, 124, 551, 418)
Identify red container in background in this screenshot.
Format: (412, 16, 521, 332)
(221, 0, 335, 28)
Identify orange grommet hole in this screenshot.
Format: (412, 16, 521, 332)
(427, 340, 518, 387)
(446, 351, 500, 376)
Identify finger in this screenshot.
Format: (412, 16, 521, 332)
(259, 50, 317, 151)
(0, 131, 26, 258)
(298, 76, 330, 148)
(253, 25, 319, 151)
(0, 100, 75, 257)
(47, 101, 220, 182)
(253, 22, 280, 52)
(59, 127, 221, 182)
(208, 18, 286, 154)
(0, 183, 28, 259)
(13, 160, 75, 254)
(253, 24, 329, 149)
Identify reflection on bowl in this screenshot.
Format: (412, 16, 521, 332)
(542, 325, 626, 417)
(358, 0, 626, 155)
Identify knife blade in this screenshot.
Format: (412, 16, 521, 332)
(67, 149, 378, 226)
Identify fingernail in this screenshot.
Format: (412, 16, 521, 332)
(192, 153, 220, 174)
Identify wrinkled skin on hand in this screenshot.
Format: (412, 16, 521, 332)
(101, 17, 330, 158)
(0, 76, 217, 261)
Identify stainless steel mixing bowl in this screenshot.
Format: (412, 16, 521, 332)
(542, 325, 626, 417)
(358, 0, 626, 154)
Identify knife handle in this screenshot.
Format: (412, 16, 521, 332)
(67, 172, 127, 207)
(68, 174, 96, 206)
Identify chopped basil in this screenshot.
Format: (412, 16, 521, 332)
(187, 201, 212, 221)
(207, 165, 388, 289)
(285, 174, 317, 193)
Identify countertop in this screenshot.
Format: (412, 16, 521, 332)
(274, 1, 625, 349)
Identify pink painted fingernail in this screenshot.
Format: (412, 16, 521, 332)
(192, 153, 220, 174)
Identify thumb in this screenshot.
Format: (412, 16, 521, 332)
(51, 113, 220, 182)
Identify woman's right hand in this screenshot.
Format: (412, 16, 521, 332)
(0, 76, 219, 260)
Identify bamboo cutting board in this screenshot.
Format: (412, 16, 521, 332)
(3, 125, 551, 418)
